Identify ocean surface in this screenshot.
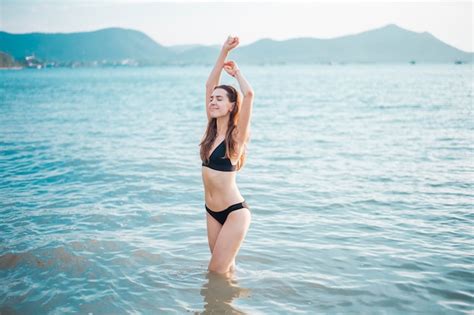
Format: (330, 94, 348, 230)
(1, 64, 473, 314)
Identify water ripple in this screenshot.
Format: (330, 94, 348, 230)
(1, 65, 473, 314)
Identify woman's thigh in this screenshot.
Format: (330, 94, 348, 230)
(206, 212, 223, 253)
(209, 208, 251, 270)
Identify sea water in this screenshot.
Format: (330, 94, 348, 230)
(1, 64, 473, 314)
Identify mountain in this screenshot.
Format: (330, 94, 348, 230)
(170, 24, 472, 64)
(0, 51, 21, 68)
(0, 24, 471, 66)
(0, 27, 172, 64)
(215, 24, 472, 64)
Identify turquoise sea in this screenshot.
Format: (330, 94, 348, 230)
(1, 64, 473, 314)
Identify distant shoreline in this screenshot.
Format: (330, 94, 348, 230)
(0, 67, 23, 70)
(0, 62, 471, 71)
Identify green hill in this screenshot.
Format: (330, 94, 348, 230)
(0, 27, 172, 64)
(0, 24, 471, 66)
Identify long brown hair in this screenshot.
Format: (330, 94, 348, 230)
(199, 84, 248, 171)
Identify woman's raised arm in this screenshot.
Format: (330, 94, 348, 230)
(223, 60, 254, 144)
(205, 36, 239, 120)
(206, 36, 239, 87)
(205, 50, 225, 89)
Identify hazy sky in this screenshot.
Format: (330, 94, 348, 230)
(1, 0, 472, 52)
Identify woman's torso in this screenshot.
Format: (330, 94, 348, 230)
(201, 139, 244, 210)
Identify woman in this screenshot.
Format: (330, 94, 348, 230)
(200, 35, 254, 276)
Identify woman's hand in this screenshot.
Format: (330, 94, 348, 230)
(223, 60, 240, 77)
(222, 35, 239, 52)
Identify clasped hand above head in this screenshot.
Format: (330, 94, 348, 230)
(223, 60, 239, 77)
(222, 35, 240, 78)
(222, 35, 239, 52)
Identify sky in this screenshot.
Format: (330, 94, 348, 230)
(1, 0, 472, 52)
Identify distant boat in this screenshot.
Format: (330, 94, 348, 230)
(454, 60, 466, 64)
(409, 60, 416, 64)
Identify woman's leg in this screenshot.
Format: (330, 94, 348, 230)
(208, 208, 251, 275)
(206, 212, 223, 254)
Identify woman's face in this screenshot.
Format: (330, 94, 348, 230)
(209, 88, 234, 118)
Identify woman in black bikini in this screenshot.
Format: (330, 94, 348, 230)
(200, 35, 254, 276)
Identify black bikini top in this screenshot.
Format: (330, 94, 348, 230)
(202, 139, 237, 172)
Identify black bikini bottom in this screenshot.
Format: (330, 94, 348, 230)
(205, 200, 250, 225)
